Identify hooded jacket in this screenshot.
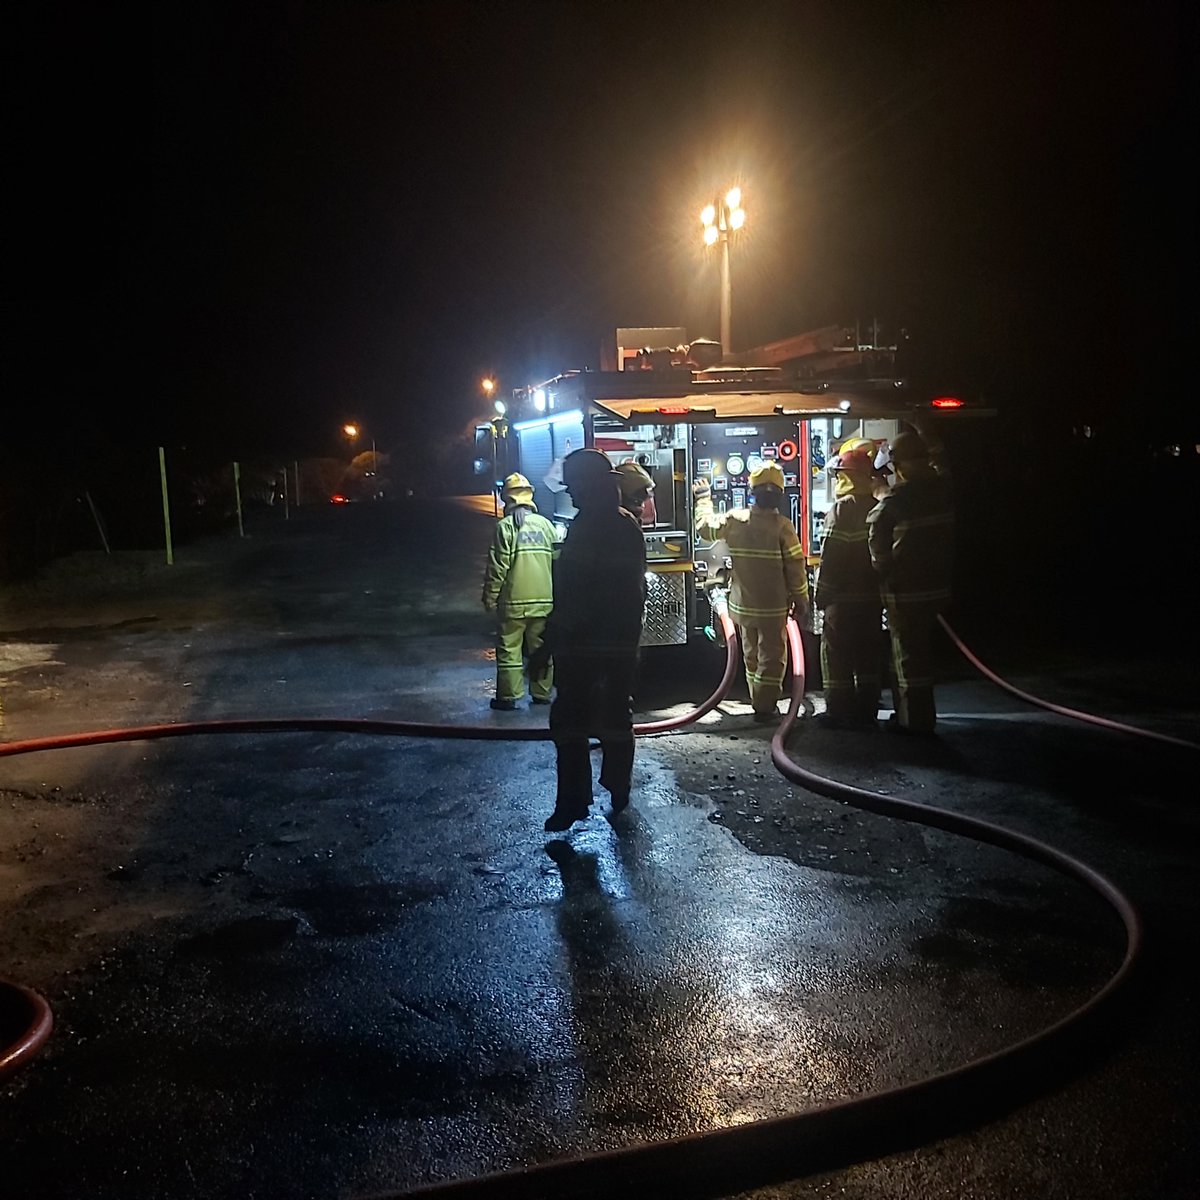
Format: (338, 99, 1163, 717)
(482, 504, 558, 617)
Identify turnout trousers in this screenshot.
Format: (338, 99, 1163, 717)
(495, 614, 552, 702)
(549, 648, 638, 811)
(820, 601, 883, 724)
(737, 618, 789, 717)
(883, 596, 941, 732)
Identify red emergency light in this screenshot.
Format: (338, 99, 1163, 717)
(930, 396, 963, 409)
(657, 405, 690, 415)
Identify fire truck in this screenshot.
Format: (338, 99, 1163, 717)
(484, 325, 988, 647)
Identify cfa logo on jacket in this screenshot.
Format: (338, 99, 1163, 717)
(518, 528, 549, 546)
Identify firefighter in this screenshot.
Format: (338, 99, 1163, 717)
(814, 440, 883, 729)
(694, 462, 811, 723)
(614, 460, 655, 525)
(481, 472, 558, 710)
(532, 448, 647, 832)
(866, 428, 954, 735)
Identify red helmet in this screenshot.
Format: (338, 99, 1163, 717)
(828, 442, 874, 475)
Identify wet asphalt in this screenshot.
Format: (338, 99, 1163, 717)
(0, 499, 1197, 1199)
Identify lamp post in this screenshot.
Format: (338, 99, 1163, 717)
(343, 422, 378, 498)
(700, 186, 746, 360)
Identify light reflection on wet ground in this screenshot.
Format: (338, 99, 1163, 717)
(2, 500, 1182, 1199)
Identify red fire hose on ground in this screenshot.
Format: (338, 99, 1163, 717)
(0, 981, 53, 1083)
(0, 607, 1181, 1199)
(938, 614, 1200, 753)
(375, 619, 1149, 1198)
(0, 609, 742, 1080)
(0, 613, 740, 762)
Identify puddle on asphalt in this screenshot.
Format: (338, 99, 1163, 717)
(0, 642, 62, 677)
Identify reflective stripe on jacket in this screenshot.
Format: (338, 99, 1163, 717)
(482, 509, 558, 617)
(695, 495, 809, 622)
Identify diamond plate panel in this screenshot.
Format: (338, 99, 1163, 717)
(641, 570, 689, 646)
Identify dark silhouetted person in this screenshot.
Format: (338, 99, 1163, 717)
(532, 449, 646, 832)
(867, 428, 954, 735)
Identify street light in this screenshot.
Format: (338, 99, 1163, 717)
(343, 421, 378, 496)
(700, 186, 746, 360)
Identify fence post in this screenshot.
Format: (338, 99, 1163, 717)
(84, 491, 111, 554)
(233, 462, 245, 538)
(158, 446, 174, 566)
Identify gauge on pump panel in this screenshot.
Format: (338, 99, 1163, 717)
(746, 454, 764, 475)
(726, 454, 745, 476)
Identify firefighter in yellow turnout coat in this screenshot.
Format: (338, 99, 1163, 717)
(694, 462, 811, 722)
(482, 473, 558, 710)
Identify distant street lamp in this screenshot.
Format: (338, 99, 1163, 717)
(343, 421, 376, 463)
(700, 186, 747, 360)
(343, 422, 378, 496)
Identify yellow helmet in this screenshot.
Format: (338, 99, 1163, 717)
(829, 439, 875, 475)
(748, 461, 785, 491)
(501, 472, 535, 506)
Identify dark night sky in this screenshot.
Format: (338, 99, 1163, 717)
(15, 1, 1194, 463)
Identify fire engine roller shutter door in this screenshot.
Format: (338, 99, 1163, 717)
(517, 424, 554, 516)
(549, 415, 586, 517)
(553, 416, 584, 469)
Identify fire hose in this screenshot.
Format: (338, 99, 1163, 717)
(938, 614, 1200, 753)
(0, 608, 742, 1082)
(379, 617, 1149, 1198)
(0, 605, 1177, 1197)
